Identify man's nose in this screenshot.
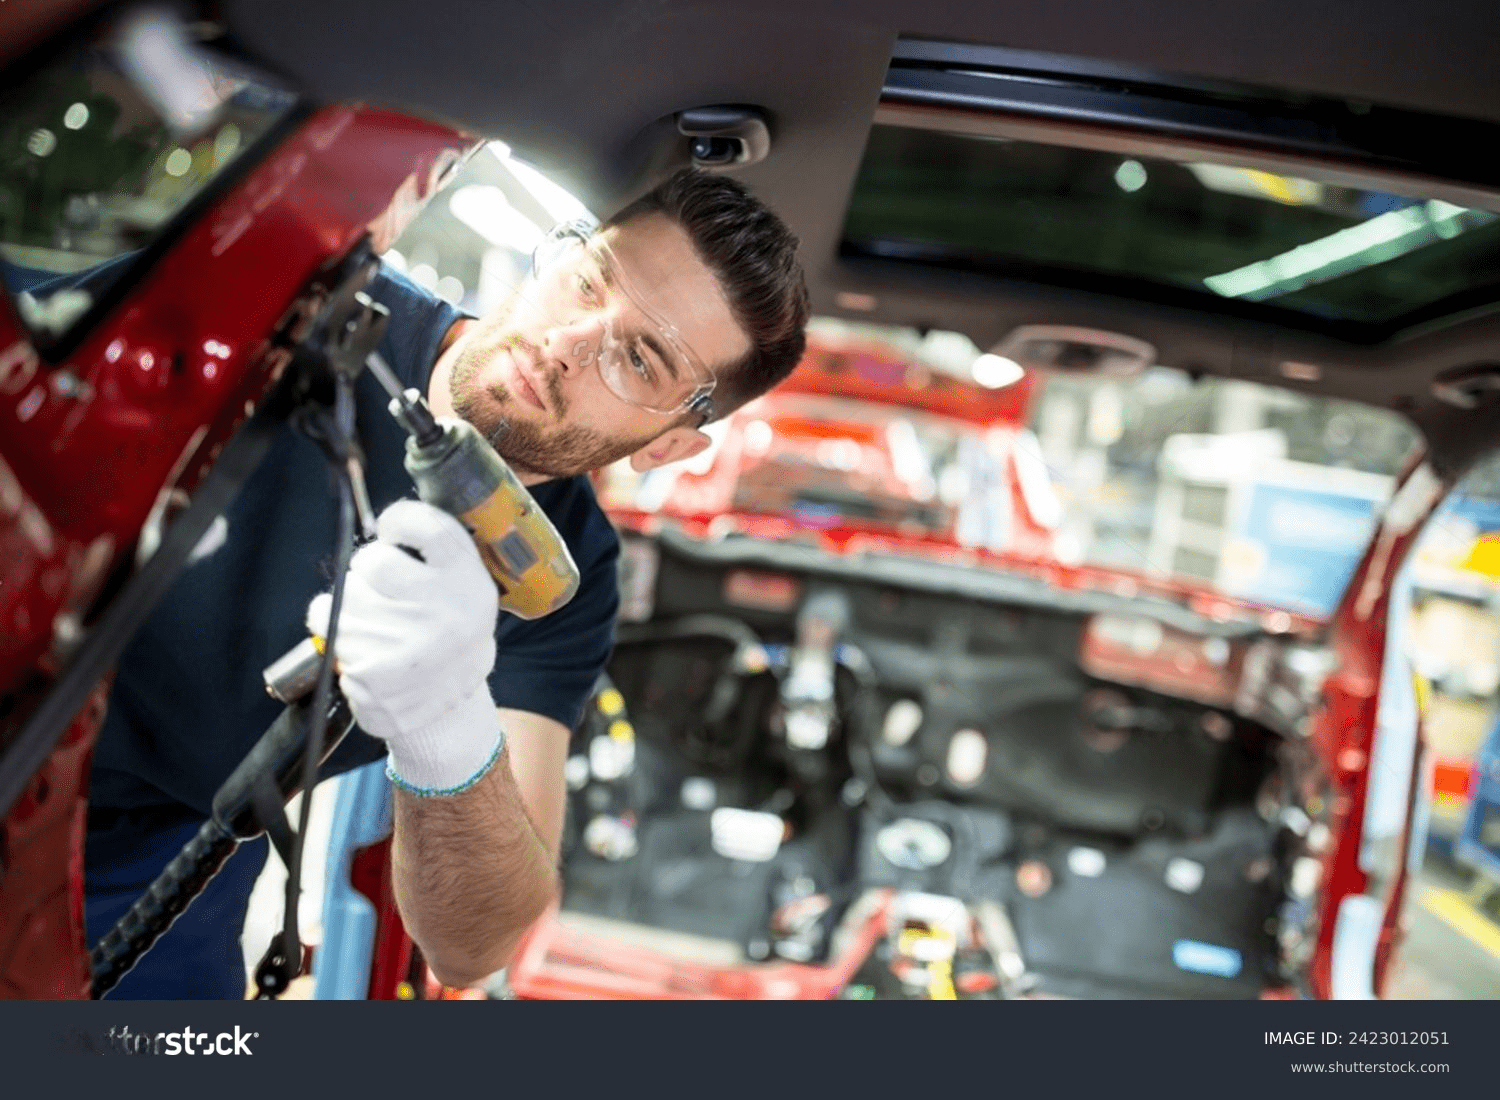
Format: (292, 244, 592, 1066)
(541, 315, 604, 377)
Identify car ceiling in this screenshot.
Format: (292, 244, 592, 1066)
(73, 1, 1500, 472)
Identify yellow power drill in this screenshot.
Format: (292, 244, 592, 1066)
(263, 352, 579, 703)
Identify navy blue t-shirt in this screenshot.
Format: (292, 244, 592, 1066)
(86, 266, 620, 826)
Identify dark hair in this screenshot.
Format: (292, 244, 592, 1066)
(605, 169, 809, 420)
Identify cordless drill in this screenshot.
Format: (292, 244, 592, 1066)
(263, 353, 580, 702)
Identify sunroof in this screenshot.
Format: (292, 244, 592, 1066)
(841, 125, 1500, 335)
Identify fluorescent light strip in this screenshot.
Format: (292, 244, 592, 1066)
(1205, 200, 1497, 301)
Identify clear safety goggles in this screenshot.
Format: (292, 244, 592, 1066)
(520, 221, 717, 422)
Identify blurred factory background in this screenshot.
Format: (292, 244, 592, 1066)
(246, 141, 1500, 1000)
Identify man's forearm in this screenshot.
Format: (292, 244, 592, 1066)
(390, 746, 557, 988)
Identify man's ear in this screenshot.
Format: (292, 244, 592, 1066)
(628, 425, 711, 473)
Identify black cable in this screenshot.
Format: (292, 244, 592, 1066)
(90, 818, 240, 997)
(94, 455, 358, 998)
(90, 692, 353, 997)
(261, 373, 361, 997)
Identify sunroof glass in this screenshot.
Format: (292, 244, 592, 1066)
(841, 125, 1500, 332)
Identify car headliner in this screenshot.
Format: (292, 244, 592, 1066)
(11, 0, 1500, 475)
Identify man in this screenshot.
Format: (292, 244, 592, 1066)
(84, 167, 810, 997)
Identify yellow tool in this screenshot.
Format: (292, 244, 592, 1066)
(369, 351, 579, 619)
(262, 353, 579, 703)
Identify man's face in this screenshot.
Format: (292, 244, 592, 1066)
(440, 213, 749, 481)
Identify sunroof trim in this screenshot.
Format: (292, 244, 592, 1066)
(875, 101, 1500, 217)
(841, 111, 1500, 342)
(891, 36, 1327, 106)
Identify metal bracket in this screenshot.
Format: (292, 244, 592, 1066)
(285, 239, 391, 539)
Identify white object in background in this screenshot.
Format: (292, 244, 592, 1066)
(243, 783, 337, 992)
(1011, 429, 1063, 530)
(583, 815, 638, 862)
(1067, 846, 1107, 878)
(1165, 857, 1205, 894)
(680, 776, 717, 811)
(710, 807, 783, 862)
(1330, 894, 1382, 999)
(945, 728, 988, 786)
(881, 699, 923, 747)
(588, 734, 633, 781)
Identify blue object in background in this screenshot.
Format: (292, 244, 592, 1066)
(1457, 717, 1500, 882)
(1438, 494, 1500, 535)
(1172, 939, 1243, 979)
(1356, 191, 1420, 217)
(312, 760, 394, 1000)
(1233, 481, 1381, 616)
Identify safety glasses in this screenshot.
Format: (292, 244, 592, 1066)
(526, 221, 716, 422)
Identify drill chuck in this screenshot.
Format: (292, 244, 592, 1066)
(387, 389, 443, 448)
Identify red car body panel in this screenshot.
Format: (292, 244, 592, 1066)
(0, 97, 475, 998)
(1310, 456, 1446, 1000)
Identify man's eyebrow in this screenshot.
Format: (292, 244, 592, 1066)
(641, 331, 681, 380)
(590, 243, 620, 291)
(591, 243, 683, 380)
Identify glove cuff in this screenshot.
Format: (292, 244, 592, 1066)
(385, 687, 506, 797)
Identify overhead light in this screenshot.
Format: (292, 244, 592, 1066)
(164, 147, 192, 177)
(1114, 159, 1147, 193)
(1187, 163, 1320, 205)
(212, 123, 241, 165)
(1205, 199, 1499, 301)
(972, 353, 1024, 389)
(493, 146, 595, 225)
(114, 7, 223, 136)
(26, 128, 57, 157)
(449, 185, 545, 252)
(1165, 857, 1205, 894)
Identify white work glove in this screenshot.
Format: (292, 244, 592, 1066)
(306, 499, 504, 795)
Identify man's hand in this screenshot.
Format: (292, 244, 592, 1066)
(306, 499, 503, 793)
(307, 499, 558, 985)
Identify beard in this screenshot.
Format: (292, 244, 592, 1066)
(447, 326, 656, 481)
